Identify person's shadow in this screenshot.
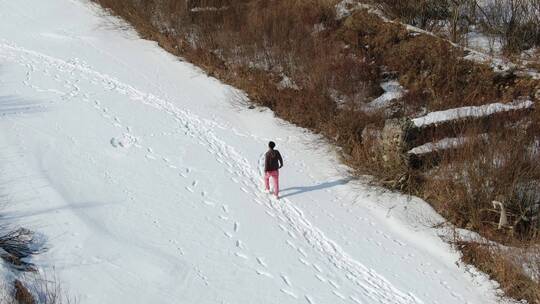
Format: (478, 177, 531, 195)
(279, 178, 354, 199)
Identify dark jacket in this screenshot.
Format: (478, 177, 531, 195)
(264, 149, 283, 172)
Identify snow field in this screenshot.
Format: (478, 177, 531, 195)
(0, 1, 515, 303)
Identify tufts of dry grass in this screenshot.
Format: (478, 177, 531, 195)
(89, 1, 540, 302)
(0, 228, 44, 272)
(458, 241, 540, 304)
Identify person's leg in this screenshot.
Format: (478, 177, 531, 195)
(264, 172, 270, 191)
(272, 171, 279, 197)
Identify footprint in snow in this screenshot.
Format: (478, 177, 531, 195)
(328, 279, 340, 289)
(280, 289, 297, 299)
(256, 270, 273, 278)
(312, 264, 323, 273)
(222, 205, 229, 213)
(305, 295, 315, 304)
(202, 200, 215, 206)
(234, 252, 248, 260)
(280, 274, 292, 287)
(110, 136, 134, 148)
(256, 257, 267, 268)
(315, 274, 326, 283)
(299, 258, 310, 266)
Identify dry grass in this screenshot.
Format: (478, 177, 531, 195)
(0, 276, 76, 304)
(425, 125, 540, 297)
(340, 9, 538, 113)
(0, 228, 44, 272)
(422, 116, 540, 241)
(374, 0, 540, 54)
(14, 280, 35, 304)
(0, 200, 73, 303)
(90, 1, 540, 302)
(458, 241, 540, 303)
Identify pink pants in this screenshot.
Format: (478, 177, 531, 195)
(264, 170, 279, 196)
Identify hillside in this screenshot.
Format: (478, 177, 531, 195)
(0, 0, 538, 303)
(89, 0, 540, 302)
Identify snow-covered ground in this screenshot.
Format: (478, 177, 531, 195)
(411, 100, 534, 128)
(0, 1, 514, 303)
(363, 80, 405, 112)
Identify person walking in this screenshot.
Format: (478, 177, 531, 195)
(264, 141, 283, 199)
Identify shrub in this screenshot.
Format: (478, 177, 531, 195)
(459, 241, 540, 303)
(376, 0, 450, 30)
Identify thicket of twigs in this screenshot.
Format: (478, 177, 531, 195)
(0, 206, 74, 302)
(374, 0, 540, 53)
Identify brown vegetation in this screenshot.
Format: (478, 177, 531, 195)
(374, 0, 540, 53)
(0, 211, 73, 303)
(0, 228, 42, 272)
(339, 10, 538, 113)
(459, 241, 540, 303)
(90, 0, 540, 302)
(5, 277, 76, 304)
(14, 280, 35, 304)
(424, 126, 540, 240)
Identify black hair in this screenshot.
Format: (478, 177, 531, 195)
(268, 141, 276, 149)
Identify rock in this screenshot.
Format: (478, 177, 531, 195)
(380, 118, 413, 169)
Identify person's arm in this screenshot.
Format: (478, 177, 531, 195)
(277, 151, 283, 168)
(264, 152, 270, 172)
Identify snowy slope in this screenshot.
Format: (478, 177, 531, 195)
(0, 1, 510, 303)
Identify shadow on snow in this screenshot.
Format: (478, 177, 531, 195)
(0, 95, 46, 117)
(279, 178, 354, 199)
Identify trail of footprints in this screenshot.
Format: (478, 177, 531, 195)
(13, 54, 358, 303)
(180, 165, 352, 302)
(1, 40, 431, 304)
(141, 123, 345, 301)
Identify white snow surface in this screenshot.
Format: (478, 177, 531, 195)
(408, 134, 488, 155)
(0, 1, 514, 303)
(412, 100, 534, 128)
(363, 80, 405, 111)
(408, 137, 466, 155)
